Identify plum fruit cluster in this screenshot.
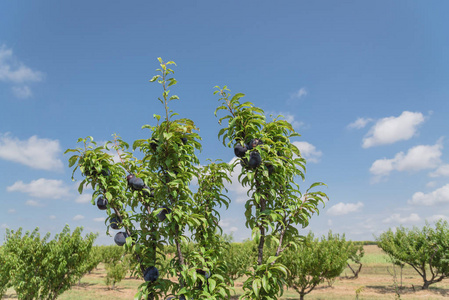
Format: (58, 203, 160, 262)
(234, 138, 264, 170)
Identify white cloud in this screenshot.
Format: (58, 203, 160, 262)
(290, 87, 308, 100)
(0, 133, 63, 171)
(426, 181, 437, 188)
(427, 215, 449, 223)
(429, 164, 449, 177)
(224, 158, 250, 203)
(267, 112, 304, 130)
(408, 184, 449, 206)
(327, 202, 364, 216)
(25, 199, 43, 207)
(75, 193, 92, 204)
(49, 215, 56, 220)
(12, 85, 32, 98)
(73, 215, 85, 221)
(8, 209, 16, 214)
(370, 141, 443, 180)
(347, 117, 373, 129)
(93, 217, 105, 222)
(7, 178, 71, 199)
(0, 45, 44, 98)
(283, 113, 304, 130)
(229, 226, 238, 232)
(293, 141, 322, 163)
(383, 213, 420, 224)
(362, 111, 425, 148)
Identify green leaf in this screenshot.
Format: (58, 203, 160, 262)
(252, 278, 261, 297)
(149, 75, 160, 82)
(208, 278, 216, 292)
(68, 155, 78, 168)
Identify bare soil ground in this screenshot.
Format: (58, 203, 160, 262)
(4, 246, 449, 299)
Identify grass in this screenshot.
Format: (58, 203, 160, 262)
(4, 245, 449, 299)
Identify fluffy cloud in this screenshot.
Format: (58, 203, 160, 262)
(49, 215, 56, 220)
(25, 199, 43, 207)
(0, 133, 63, 171)
(73, 215, 85, 221)
(370, 142, 442, 180)
(427, 215, 449, 222)
(362, 111, 425, 148)
(429, 164, 449, 177)
(383, 213, 420, 224)
(290, 87, 308, 100)
(347, 117, 373, 129)
(224, 158, 250, 203)
(75, 193, 92, 204)
(327, 202, 364, 216)
(408, 184, 449, 206)
(293, 141, 322, 163)
(0, 44, 44, 98)
(12, 85, 32, 98)
(7, 178, 71, 199)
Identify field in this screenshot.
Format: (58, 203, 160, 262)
(4, 245, 449, 299)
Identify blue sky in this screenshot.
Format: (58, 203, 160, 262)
(1, 1, 449, 244)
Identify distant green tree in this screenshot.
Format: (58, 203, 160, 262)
(282, 231, 349, 300)
(223, 239, 257, 280)
(346, 242, 364, 279)
(0, 246, 12, 298)
(2, 225, 97, 300)
(377, 219, 449, 290)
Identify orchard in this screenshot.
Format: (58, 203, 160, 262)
(65, 58, 328, 299)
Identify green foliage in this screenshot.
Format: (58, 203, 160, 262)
(214, 86, 328, 298)
(377, 219, 449, 289)
(346, 241, 364, 278)
(0, 246, 11, 297)
(105, 261, 128, 290)
(80, 246, 103, 276)
(66, 58, 232, 299)
(282, 231, 349, 300)
(223, 240, 257, 280)
(2, 225, 97, 300)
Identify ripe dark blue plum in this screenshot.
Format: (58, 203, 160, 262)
(248, 151, 262, 169)
(142, 185, 154, 198)
(97, 196, 108, 210)
(101, 168, 111, 176)
(143, 266, 159, 282)
(234, 144, 247, 157)
(110, 216, 121, 230)
(114, 231, 128, 246)
(150, 138, 158, 151)
(247, 138, 263, 150)
(157, 206, 171, 222)
(266, 163, 275, 175)
(181, 137, 187, 144)
(127, 174, 145, 190)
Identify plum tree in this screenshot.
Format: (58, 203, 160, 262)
(66, 58, 326, 299)
(215, 86, 327, 298)
(66, 58, 232, 299)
